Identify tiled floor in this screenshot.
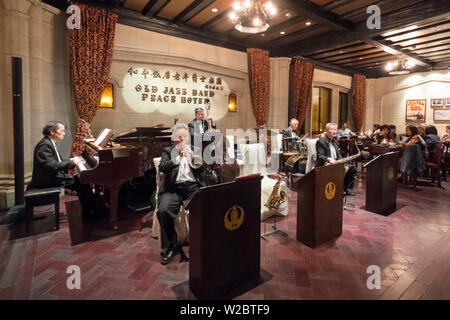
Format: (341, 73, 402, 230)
(0, 176, 449, 300)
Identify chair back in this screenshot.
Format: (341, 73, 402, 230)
(238, 143, 267, 176)
(305, 138, 318, 173)
(430, 142, 444, 168)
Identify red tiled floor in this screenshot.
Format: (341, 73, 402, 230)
(0, 177, 449, 300)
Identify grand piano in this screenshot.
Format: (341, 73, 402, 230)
(75, 126, 172, 229)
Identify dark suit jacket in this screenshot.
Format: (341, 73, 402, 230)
(315, 136, 342, 167)
(29, 137, 75, 188)
(158, 145, 204, 194)
(281, 127, 300, 139)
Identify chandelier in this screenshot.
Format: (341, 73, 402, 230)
(385, 57, 415, 75)
(229, 0, 277, 34)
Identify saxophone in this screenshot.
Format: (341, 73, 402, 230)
(265, 178, 287, 210)
(325, 143, 361, 166)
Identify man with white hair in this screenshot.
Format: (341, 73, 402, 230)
(157, 123, 204, 265)
(281, 118, 300, 139)
(315, 122, 357, 195)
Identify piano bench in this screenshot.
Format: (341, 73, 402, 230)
(24, 187, 61, 231)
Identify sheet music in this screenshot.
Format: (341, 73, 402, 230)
(94, 128, 111, 146)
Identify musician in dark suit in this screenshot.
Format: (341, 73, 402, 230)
(281, 118, 300, 139)
(315, 123, 357, 195)
(188, 107, 216, 150)
(28, 121, 98, 219)
(158, 123, 204, 265)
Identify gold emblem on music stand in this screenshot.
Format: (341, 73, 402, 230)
(224, 206, 245, 231)
(325, 182, 336, 200)
(388, 167, 394, 180)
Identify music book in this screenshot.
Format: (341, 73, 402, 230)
(93, 128, 113, 147)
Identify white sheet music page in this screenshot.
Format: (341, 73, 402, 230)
(94, 128, 111, 146)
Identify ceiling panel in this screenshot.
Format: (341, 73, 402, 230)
(395, 31, 450, 47)
(186, 0, 229, 27)
(123, 0, 149, 11)
(332, 0, 380, 16)
(157, 0, 196, 20)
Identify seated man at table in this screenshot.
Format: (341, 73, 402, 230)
(315, 123, 357, 195)
(337, 122, 356, 139)
(374, 124, 390, 144)
(157, 123, 204, 265)
(28, 121, 99, 220)
(281, 118, 300, 139)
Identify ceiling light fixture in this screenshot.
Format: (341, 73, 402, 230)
(229, 0, 277, 33)
(305, 21, 311, 26)
(211, 8, 218, 13)
(385, 57, 415, 75)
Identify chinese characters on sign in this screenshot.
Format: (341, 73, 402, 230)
(122, 66, 230, 119)
(128, 67, 225, 103)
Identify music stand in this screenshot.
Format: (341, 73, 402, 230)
(261, 208, 282, 240)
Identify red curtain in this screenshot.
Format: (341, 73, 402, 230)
(291, 59, 314, 128)
(247, 48, 270, 127)
(352, 74, 366, 132)
(68, 3, 118, 156)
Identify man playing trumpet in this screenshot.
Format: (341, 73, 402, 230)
(157, 123, 204, 265)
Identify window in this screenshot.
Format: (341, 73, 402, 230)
(338, 92, 348, 128)
(311, 87, 331, 135)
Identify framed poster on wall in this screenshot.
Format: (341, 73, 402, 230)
(445, 98, 450, 107)
(433, 109, 450, 121)
(431, 98, 444, 108)
(405, 99, 426, 123)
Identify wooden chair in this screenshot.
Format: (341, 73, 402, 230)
(425, 142, 445, 188)
(24, 187, 61, 232)
(151, 157, 190, 248)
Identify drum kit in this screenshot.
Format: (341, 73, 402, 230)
(282, 137, 308, 175)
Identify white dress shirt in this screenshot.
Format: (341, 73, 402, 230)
(50, 138, 62, 162)
(337, 128, 354, 139)
(173, 147, 196, 184)
(195, 120, 204, 134)
(329, 142, 337, 160)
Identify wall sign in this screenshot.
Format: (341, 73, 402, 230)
(405, 99, 426, 123)
(433, 109, 450, 121)
(122, 66, 230, 120)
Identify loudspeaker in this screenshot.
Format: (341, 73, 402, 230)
(12, 57, 24, 205)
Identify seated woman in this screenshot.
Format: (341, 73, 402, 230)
(402, 125, 426, 148)
(424, 125, 441, 160)
(388, 125, 400, 144)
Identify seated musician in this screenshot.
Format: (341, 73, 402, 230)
(388, 125, 400, 144)
(315, 123, 357, 196)
(188, 107, 216, 149)
(374, 124, 391, 144)
(157, 123, 204, 265)
(281, 118, 300, 139)
(28, 121, 99, 220)
(337, 122, 356, 139)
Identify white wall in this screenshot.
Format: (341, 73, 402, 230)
(366, 70, 450, 135)
(90, 24, 255, 136)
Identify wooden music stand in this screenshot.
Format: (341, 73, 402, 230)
(187, 174, 261, 299)
(293, 164, 345, 248)
(364, 151, 399, 215)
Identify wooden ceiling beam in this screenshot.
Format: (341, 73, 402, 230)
(323, 0, 356, 11)
(142, 0, 170, 18)
(402, 36, 450, 50)
(365, 38, 431, 67)
(173, 0, 215, 23)
(275, 0, 354, 31)
(272, 0, 450, 57)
